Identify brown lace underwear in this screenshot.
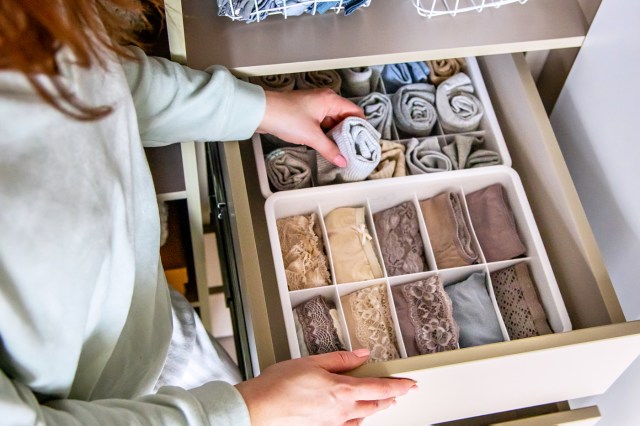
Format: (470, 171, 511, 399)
(293, 295, 346, 356)
(373, 201, 426, 276)
(391, 276, 459, 356)
(490, 263, 552, 339)
(277, 213, 331, 291)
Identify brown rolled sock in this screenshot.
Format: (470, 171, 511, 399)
(368, 140, 406, 180)
(420, 192, 479, 269)
(295, 70, 342, 94)
(465, 183, 527, 262)
(427, 58, 466, 85)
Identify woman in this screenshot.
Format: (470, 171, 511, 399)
(0, 1, 416, 425)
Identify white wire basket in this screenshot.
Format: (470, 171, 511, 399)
(218, 0, 372, 23)
(414, 0, 528, 18)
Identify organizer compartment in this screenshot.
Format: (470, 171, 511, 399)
(265, 166, 572, 361)
(253, 57, 511, 197)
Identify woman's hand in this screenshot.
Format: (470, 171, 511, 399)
(235, 349, 416, 426)
(257, 89, 365, 167)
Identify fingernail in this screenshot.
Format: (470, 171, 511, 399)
(409, 384, 419, 393)
(392, 399, 398, 405)
(352, 348, 370, 358)
(333, 154, 347, 168)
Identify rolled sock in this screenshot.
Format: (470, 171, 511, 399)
(392, 83, 438, 137)
(467, 149, 500, 168)
(436, 73, 484, 133)
(445, 272, 504, 348)
(465, 184, 527, 262)
(358, 92, 393, 139)
(428, 58, 466, 85)
(266, 147, 312, 191)
(442, 134, 500, 169)
(368, 140, 406, 180)
(249, 74, 295, 92)
(295, 70, 342, 94)
(317, 117, 381, 185)
(339, 67, 375, 97)
(406, 137, 451, 174)
(381, 61, 430, 94)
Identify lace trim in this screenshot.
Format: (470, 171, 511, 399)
(374, 201, 426, 276)
(349, 284, 399, 362)
(277, 213, 331, 291)
(401, 276, 459, 354)
(295, 296, 345, 355)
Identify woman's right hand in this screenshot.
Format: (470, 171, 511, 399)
(235, 349, 417, 426)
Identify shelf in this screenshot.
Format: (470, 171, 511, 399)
(182, 0, 589, 75)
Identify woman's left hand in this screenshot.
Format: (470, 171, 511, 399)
(257, 88, 365, 167)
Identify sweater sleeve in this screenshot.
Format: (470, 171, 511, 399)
(120, 46, 266, 147)
(1, 369, 251, 426)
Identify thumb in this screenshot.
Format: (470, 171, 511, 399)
(303, 130, 347, 168)
(310, 349, 370, 373)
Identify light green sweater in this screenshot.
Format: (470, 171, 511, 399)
(0, 46, 265, 425)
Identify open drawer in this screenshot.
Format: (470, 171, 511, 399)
(218, 52, 640, 424)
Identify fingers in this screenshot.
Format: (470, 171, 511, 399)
(309, 349, 370, 373)
(344, 419, 364, 426)
(351, 397, 396, 419)
(302, 129, 347, 167)
(326, 93, 365, 121)
(339, 375, 417, 401)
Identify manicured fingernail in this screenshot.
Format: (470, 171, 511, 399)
(333, 154, 347, 168)
(352, 348, 370, 357)
(409, 384, 419, 393)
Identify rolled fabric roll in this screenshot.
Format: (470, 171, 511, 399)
(428, 58, 466, 85)
(249, 74, 295, 92)
(436, 73, 484, 133)
(445, 272, 505, 348)
(295, 70, 342, 94)
(392, 83, 438, 137)
(442, 134, 500, 169)
(465, 184, 527, 262)
(339, 67, 375, 97)
(419, 191, 479, 269)
(391, 276, 459, 356)
(467, 149, 501, 168)
(490, 263, 552, 339)
(381, 62, 430, 94)
(357, 92, 393, 140)
(406, 137, 452, 175)
(368, 140, 406, 180)
(293, 295, 346, 356)
(266, 147, 312, 191)
(317, 117, 381, 185)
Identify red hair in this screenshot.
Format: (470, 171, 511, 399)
(0, 0, 163, 120)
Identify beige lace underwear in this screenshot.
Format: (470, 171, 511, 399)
(324, 207, 384, 284)
(277, 213, 331, 291)
(392, 276, 459, 356)
(490, 263, 552, 339)
(293, 295, 346, 356)
(341, 284, 400, 363)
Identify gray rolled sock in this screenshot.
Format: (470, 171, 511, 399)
(392, 83, 438, 137)
(436, 73, 484, 133)
(357, 92, 393, 140)
(266, 147, 312, 191)
(339, 67, 374, 97)
(317, 117, 381, 185)
(406, 137, 451, 174)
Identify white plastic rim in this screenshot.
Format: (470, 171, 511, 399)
(414, 0, 529, 19)
(265, 166, 573, 360)
(253, 56, 511, 198)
